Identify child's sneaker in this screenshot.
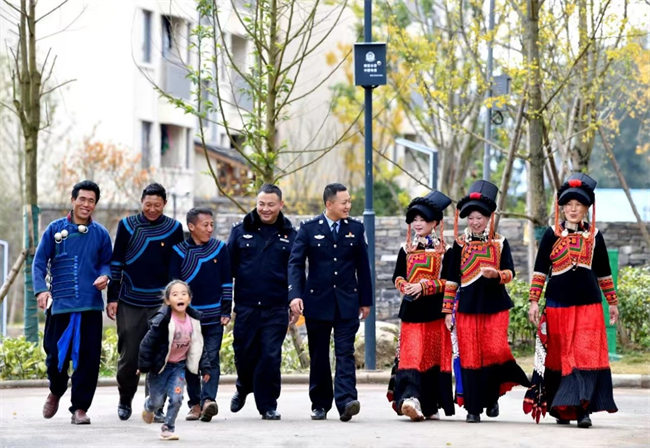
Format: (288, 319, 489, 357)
(160, 425, 179, 441)
(142, 409, 154, 424)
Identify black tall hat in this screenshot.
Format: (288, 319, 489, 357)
(557, 172, 597, 206)
(405, 191, 452, 224)
(457, 180, 498, 218)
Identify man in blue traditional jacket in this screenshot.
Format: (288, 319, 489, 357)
(169, 207, 232, 422)
(107, 183, 184, 421)
(34, 180, 113, 425)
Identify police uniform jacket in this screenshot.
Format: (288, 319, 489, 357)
(288, 214, 372, 321)
(227, 209, 297, 311)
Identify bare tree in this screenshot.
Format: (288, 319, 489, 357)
(1, 0, 72, 341)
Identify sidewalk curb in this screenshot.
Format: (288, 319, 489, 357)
(1, 372, 648, 389)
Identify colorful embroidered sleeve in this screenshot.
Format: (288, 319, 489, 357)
(498, 269, 513, 285)
(394, 276, 408, 294)
(528, 272, 547, 302)
(598, 275, 618, 305)
(442, 281, 458, 313)
(420, 279, 446, 296)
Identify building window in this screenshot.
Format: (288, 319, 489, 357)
(142, 10, 152, 63)
(141, 121, 152, 168)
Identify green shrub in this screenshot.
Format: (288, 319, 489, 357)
(506, 278, 537, 348)
(100, 327, 119, 377)
(0, 334, 47, 380)
(617, 265, 650, 350)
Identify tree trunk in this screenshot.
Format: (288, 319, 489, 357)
(526, 0, 548, 232)
(17, 0, 41, 342)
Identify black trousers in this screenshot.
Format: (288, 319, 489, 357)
(43, 310, 103, 413)
(305, 316, 359, 415)
(116, 302, 158, 404)
(233, 305, 288, 414)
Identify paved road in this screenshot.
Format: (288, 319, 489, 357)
(1, 384, 648, 447)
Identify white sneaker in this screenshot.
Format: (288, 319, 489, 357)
(401, 398, 424, 421)
(425, 412, 440, 420)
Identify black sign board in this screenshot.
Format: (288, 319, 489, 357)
(354, 42, 387, 86)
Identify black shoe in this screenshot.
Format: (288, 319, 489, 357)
(230, 391, 247, 413)
(340, 400, 360, 422)
(577, 414, 592, 428)
(262, 410, 281, 420)
(556, 418, 570, 425)
(486, 402, 499, 417)
(117, 403, 132, 421)
(466, 413, 481, 423)
(153, 408, 165, 423)
(310, 408, 327, 420)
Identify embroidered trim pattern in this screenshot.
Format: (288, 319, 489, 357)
(598, 275, 618, 305)
(528, 272, 547, 302)
(498, 269, 513, 285)
(459, 239, 503, 287)
(394, 276, 408, 294)
(442, 281, 458, 313)
(549, 231, 596, 275)
(421, 278, 446, 296)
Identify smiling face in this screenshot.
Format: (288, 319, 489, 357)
(256, 192, 284, 225)
(562, 199, 588, 224)
(411, 215, 437, 237)
(71, 189, 97, 224)
(325, 190, 352, 221)
(141, 194, 166, 222)
(166, 282, 191, 316)
(467, 210, 489, 234)
(188, 213, 214, 245)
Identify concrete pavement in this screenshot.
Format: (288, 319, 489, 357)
(1, 384, 649, 447)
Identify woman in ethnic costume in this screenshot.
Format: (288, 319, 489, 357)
(388, 191, 455, 421)
(525, 173, 618, 428)
(442, 180, 529, 423)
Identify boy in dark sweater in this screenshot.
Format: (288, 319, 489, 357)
(169, 207, 231, 422)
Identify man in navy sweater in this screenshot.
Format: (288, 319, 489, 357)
(227, 184, 296, 420)
(169, 207, 232, 422)
(107, 183, 183, 421)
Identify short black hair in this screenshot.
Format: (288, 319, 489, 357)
(72, 180, 100, 202)
(186, 207, 214, 226)
(258, 183, 283, 200)
(141, 183, 167, 201)
(323, 183, 347, 205)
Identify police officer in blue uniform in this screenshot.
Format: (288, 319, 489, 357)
(288, 183, 372, 422)
(228, 184, 297, 420)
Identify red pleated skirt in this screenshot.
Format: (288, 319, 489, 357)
(544, 302, 617, 420)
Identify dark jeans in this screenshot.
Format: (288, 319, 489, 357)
(233, 306, 288, 414)
(145, 361, 185, 432)
(305, 317, 360, 415)
(186, 323, 223, 407)
(43, 310, 103, 413)
(116, 302, 159, 404)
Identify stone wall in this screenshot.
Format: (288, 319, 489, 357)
(212, 213, 649, 323)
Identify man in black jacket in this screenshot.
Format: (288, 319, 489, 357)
(288, 183, 372, 422)
(227, 184, 297, 420)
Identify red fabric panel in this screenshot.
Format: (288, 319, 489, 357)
(456, 310, 514, 369)
(545, 303, 610, 375)
(398, 320, 452, 373)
